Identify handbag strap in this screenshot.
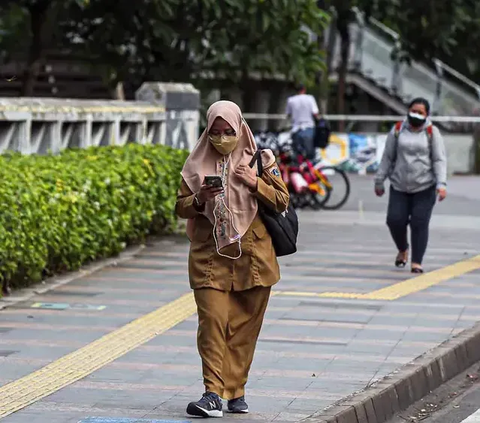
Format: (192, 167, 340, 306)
(249, 149, 263, 176)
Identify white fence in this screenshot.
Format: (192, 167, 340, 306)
(0, 92, 476, 175)
(0, 99, 166, 154)
(0, 82, 200, 154)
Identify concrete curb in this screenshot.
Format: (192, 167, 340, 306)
(303, 320, 480, 423)
(0, 244, 145, 310)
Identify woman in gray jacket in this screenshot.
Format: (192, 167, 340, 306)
(374, 98, 447, 273)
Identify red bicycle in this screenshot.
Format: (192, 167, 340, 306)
(256, 132, 350, 210)
(277, 149, 330, 210)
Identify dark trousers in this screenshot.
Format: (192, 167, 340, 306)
(386, 185, 436, 265)
(292, 128, 315, 160)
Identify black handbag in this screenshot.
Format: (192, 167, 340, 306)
(249, 150, 298, 257)
(314, 117, 331, 149)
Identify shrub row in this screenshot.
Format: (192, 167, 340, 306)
(0, 144, 188, 293)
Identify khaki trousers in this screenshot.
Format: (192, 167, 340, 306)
(193, 286, 271, 400)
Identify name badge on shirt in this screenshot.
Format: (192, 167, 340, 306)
(270, 167, 281, 177)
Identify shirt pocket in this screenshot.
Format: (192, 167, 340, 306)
(253, 224, 267, 239)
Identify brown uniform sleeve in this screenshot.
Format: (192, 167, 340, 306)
(175, 178, 205, 219)
(253, 163, 289, 213)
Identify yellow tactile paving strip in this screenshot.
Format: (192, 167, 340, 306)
(277, 254, 480, 301)
(364, 254, 480, 300)
(0, 293, 197, 419)
(1, 255, 479, 419)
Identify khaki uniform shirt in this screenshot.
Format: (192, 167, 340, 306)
(175, 162, 289, 291)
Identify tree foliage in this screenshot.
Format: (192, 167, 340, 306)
(362, 0, 480, 88)
(0, 0, 330, 96)
(0, 0, 89, 95)
(369, 0, 471, 64)
(326, 0, 479, 74)
(321, 0, 480, 119)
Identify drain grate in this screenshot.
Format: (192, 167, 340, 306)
(0, 350, 17, 357)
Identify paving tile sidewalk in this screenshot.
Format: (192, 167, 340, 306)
(1, 176, 480, 423)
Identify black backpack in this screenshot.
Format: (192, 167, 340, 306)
(314, 117, 331, 149)
(249, 150, 298, 257)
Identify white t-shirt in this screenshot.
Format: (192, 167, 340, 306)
(285, 94, 319, 132)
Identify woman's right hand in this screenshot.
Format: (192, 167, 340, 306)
(196, 184, 224, 204)
(374, 186, 385, 197)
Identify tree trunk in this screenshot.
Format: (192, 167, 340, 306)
(267, 81, 284, 132)
(1, 280, 11, 296)
(21, 0, 59, 97)
(317, 30, 327, 115)
(474, 124, 480, 174)
(336, 8, 351, 132)
(113, 82, 125, 100)
(326, 16, 338, 75)
(240, 70, 255, 113)
(318, 19, 338, 115)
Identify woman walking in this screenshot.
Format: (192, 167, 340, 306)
(176, 100, 289, 418)
(374, 98, 447, 273)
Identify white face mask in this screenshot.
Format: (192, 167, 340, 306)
(212, 155, 242, 260)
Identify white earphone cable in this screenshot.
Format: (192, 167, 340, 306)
(212, 154, 242, 260)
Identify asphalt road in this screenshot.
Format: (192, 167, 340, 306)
(387, 361, 480, 423)
(337, 173, 480, 216)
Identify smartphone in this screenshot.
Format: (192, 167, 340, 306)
(204, 175, 223, 188)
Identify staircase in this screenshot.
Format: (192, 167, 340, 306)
(327, 10, 480, 119)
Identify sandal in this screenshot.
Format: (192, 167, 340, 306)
(395, 247, 409, 268)
(411, 266, 424, 274)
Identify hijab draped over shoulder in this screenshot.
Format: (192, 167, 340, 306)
(181, 100, 275, 250)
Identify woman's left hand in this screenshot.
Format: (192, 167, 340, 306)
(437, 187, 447, 202)
(235, 165, 258, 190)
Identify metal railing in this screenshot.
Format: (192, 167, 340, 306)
(329, 9, 480, 118)
(245, 113, 477, 175)
(243, 113, 480, 123)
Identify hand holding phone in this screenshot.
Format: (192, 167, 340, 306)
(197, 176, 224, 204)
(204, 175, 223, 188)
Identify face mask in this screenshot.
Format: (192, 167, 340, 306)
(209, 134, 238, 155)
(408, 112, 427, 128)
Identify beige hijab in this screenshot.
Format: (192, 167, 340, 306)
(181, 100, 268, 251)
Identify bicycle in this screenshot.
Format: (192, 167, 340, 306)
(255, 131, 324, 210)
(255, 131, 351, 211)
(277, 143, 330, 210)
(313, 160, 351, 210)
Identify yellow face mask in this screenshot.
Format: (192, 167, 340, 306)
(209, 134, 238, 155)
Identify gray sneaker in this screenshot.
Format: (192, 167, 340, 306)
(227, 396, 249, 414)
(187, 392, 223, 418)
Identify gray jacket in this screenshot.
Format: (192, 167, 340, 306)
(374, 120, 447, 193)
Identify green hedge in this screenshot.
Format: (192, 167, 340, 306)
(0, 144, 188, 292)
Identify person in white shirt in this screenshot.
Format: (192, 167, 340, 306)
(285, 83, 320, 160)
